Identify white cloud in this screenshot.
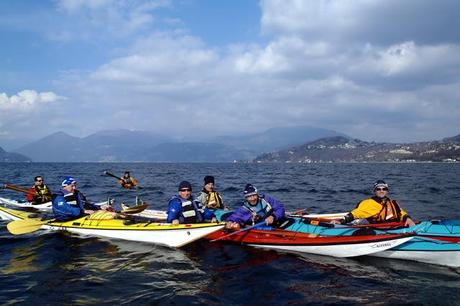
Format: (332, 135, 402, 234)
(0, 90, 64, 111)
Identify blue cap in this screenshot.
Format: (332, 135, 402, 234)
(61, 176, 77, 187)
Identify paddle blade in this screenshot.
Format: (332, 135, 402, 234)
(120, 203, 149, 214)
(7, 219, 47, 235)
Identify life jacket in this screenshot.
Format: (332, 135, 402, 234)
(202, 190, 224, 209)
(367, 196, 404, 223)
(174, 196, 204, 223)
(121, 176, 136, 189)
(33, 185, 52, 203)
(242, 196, 273, 224)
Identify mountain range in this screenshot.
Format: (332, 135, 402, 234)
(11, 126, 343, 162)
(0, 147, 31, 162)
(253, 135, 460, 163)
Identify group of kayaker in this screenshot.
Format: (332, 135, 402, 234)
(21, 173, 415, 228)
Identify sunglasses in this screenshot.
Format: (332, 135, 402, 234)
(375, 187, 388, 191)
(36, 179, 43, 182)
(179, 189, 191, 192)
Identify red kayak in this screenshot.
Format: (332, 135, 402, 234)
(205, 228, 414, 258)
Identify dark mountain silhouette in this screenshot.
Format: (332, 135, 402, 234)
(13, 126, 345, 162)
(0, 146, 31, 162)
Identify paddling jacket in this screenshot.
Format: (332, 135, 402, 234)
(196, 190, 225, 209)
(26, 185, 52, 204)
(167, 195, 215, 224)
(63, 191, 100, 211)
(345, 196, 410, 224)
(226, 194, 285, 226)
(119, 176, 138, 189)
(52, 189, 85, 221)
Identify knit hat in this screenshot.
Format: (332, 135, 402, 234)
(373, 180, 389, 191)
(178, 181, 192, 191)
(244, 184, 258, 197)
(61, 176, 77, 187)
(204, 175, 215, 185)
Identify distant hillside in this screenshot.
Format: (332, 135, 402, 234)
(254, 135, 460, 163)
(13, 126, 344, 162)
(0, 146, 31, 162)
(213, 126, 346, 153)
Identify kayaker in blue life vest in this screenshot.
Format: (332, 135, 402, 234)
(167, 181, 217, 224)
(225, 184, 286, 230)
(334, 180, 416, 226)
(196, 175, 225, 210)
(52, 176, 97, 221)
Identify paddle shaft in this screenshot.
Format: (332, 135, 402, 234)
(104, 171, 123, 181)
(211, 221, 266, 242)
(3, 183, 38, 196)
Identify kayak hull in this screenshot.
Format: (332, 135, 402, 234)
(205, 229, 413, 258)
(0, 206, 223, 248)
(371, 237, 460, 267)
(0, 197, 110, 213)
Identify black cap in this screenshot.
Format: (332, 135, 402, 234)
(178, 181, 192, 191)
(204, 175, 215, 185)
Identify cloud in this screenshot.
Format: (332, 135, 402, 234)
(2, 0, 460, 145)
(0, 90, 64, 111)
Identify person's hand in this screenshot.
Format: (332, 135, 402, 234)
(330, 219, 343, 225)
(211, 217, 217, 223)
(84, 209, 95, 214)
(172, 219, 179, 225)
(265, 215, 274, 225)
(405, 218, 416, 227)
(225, 221, 240, 230)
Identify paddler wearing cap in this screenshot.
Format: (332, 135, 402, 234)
(337, 180, 416, 226)
(52, 176, 96, 221)
(225, 184, 286, 230)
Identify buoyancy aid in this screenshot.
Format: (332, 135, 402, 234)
(33, 185, 52, 203)
(120, 176, 137, 189)
(203, 190, 224, 209)
(352, 196, 407, 223)
(243, 196, 273, 224)
(175, 196, 204, 223)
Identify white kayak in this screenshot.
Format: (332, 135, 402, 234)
(0, 197, 111, 213)
(0, 206, 224, 248)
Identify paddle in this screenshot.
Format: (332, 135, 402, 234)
(3, 183, 38, 196)
(103, 171, 142, 189)
(120, 203, 149, 214)
(7, 218, 51, 235)
(210, 221, 266, 242)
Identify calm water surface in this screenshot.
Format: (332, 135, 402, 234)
(0, 163, 459, 305)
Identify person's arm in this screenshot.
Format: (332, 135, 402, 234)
(202, 207, 216, 222)
(26, 187, 35, 202)
(226, 206, 252, 226)
(52, 194, 82, 218)
(131, 177, 138, 186)
(167, 199, 182, 224)
(349, 199, 382, 220)
(265, 195, 285, 222)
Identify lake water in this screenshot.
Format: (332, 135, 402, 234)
(0, 163, 459, 305)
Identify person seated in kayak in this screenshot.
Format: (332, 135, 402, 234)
(26, 176, 52, 204)
(225, 184, 286, 230)
(119, 171, 138, 189)
(52, 176, 98, 221)
(335, 180, 416, 226)
(196, 175, 225, 210)
(167, 181, 217, 225)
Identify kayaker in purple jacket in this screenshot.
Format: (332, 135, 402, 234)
(225, 184, 285, 230)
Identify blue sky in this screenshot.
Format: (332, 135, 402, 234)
(1, 0, 460, 149)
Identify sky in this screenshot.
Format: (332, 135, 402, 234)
(1, 0, 460, 149)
